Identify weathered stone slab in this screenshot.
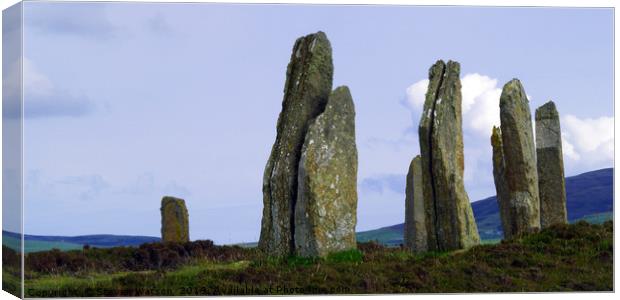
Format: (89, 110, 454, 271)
(498, 79, 541, 236)
(535, 101, 567, 228)
(161, 196, 189, 242)
(404, 155, 427, 252)
(418, 60, 480, 251)
(418, 61, 444, 251)
(259, 31, 334, 256)
(491, 126, 516, 239)
(295, 86, 358, 257)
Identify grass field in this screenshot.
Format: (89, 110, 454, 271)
(5, 221, 611, 297)
(3, 235, 84, 253)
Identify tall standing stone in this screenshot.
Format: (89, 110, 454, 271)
(418, 60, 480, 251)
(498, 79, 541, 236)
(535, 101, 567, 228)
(259, 32, 333, 256)
(161, 196, 189, 242)
(404, 155, 427, 252)
(295, 86, 358, 257)
(491, 126, 516, 239)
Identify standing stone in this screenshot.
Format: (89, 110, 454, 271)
(418, 60, 480, 251)
(418, 61, 443, 251)
(404, 155, 427, 252)
(491, 126, 516, 239)
(161, 196, 189, 242)
(498, 79, 541, 236)
(535, 101, 568, 228)
(295, 86, 357, 257)
(259, 32, 333, 256)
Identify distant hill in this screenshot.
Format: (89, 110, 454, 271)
(3, 235, 84, 253)
(3, 168, 612, 252)
(2, 231, 160, 253)
(358, 168, 613, 245)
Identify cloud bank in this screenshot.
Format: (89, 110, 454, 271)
(399, 73, 614, 201)
(561, 115, 614, 173)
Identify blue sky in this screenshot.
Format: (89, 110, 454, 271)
(11, 2, 613, 243)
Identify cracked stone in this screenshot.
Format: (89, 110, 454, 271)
(259, 31, 334, 256)
(418, 60, 480, 251)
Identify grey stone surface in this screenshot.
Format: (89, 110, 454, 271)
(491, 126, 516, 239)
(498, 79, 541, 237)
(295, 86, 358, 257)
(259, 31, 334, 256)
(535, 101, 567, 228)
(161, 196, 189, 243)
(404, 155, 427, 252)
(418, 60, 480, 251)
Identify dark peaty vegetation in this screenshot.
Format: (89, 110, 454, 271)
(20, 240, 254, 274)
(5, 221, 612, 297)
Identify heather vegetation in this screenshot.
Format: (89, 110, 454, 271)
(2, 221, 612, 297)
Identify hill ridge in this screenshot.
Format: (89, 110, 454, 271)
(359, 167, 613, 244)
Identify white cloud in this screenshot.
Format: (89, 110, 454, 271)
(405, 73, 503, 137)
(461, 74, 503, 136)
(404, 79, 429, 110)
(403, 73, 613, 200)
(561, 114, 614, 173)
(467, 88, 502, 135)
(561, 134, 580, 160)
(461, 73, 498, 114)
(404, 73, 504, 200)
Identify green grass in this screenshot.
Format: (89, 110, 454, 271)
(24, 260, 251, 297)
(3, 268, 22, 297)
(480, 238, 501, 245)
(28, 271, 139, 291)
(17, 221, 613, 296)
(326, 249, 363, 264)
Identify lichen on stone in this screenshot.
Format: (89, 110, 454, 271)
(161, 196, 189, 243)
(295, 86, 358, 258)
(418, 60, 480, 251)
(259, 31, 334, 257)
(496, 79, 541, 237)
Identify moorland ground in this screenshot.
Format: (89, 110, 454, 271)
(2, 221, 613, 296)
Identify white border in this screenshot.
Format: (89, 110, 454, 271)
(0, 0, 619, 9)
(0, 1, 617, 300)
